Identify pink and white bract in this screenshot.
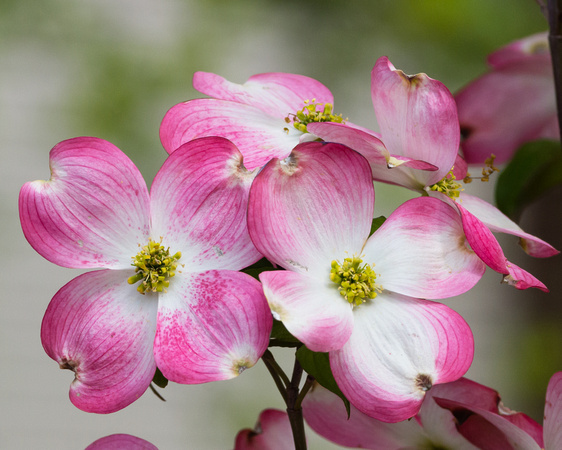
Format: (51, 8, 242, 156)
(303, 376, 546, 450)
(234, 409, 295, 450)
(19, 136, 272, 413)
(160, 71, 336, 170)
(247, 141, 484, 422)
(436, 372, 562, 449)
(456, 32, 558, 165)
(310, 56, 558, 290)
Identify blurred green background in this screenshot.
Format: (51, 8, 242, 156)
(2, 0, 560, 448)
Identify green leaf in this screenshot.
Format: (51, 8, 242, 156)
(269, 320, 302, 347)
(152, 367, 168, 389)
(495, 140, 562, 219)
(296, 346, 350, 417)
(369, 215, 387, 236)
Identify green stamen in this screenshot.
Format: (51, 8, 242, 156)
(127, 238, 182, 294)
(285, 99, 346, 133)
(428, 168, 463, 199)
(329, 255, 381, 307)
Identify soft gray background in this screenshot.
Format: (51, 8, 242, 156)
(2, 0, 561, 448)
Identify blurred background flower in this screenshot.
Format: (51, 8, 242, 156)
(2, 0, 560, 448)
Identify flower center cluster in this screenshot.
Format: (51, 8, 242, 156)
(428, 169, 463, 199)
(127, 238, 182, 294)
(329, 255, 381, 306)
(284, 99, 345, 133)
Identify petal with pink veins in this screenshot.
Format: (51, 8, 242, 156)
(260, 270, 354, 352)
(434, 397, 542, 450)
(364, 197, 485, 299)
(193, 71, 334, 118)
(330, 292, 474, 422)
(19, 137, 150, 269)
(41, 270, 158, 414)
(453, 200, 548, 290)
(371, 57, 459, 186)
(154, 270, 272, 384)
(544, 372, 562, 449)
(308, 122, 438, 191)
(86, 434, 157, 450)
(248, 141, 373, 278)
(234, 409, 294, 450)
(303, 383, 427, 449)
(150, 137, 262, 271)
(458, 193, 559, 258)
(159, 99, 302, 170)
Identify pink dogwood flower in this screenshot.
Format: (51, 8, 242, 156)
(86, 434, 157, 450)
(303, 376, 544, 450)
(159, 70, 351, 170)
(19, 136, 272, 413)
(234, 409, 295, 450)
(247, 141, 485, 422)
(309, 56, 558, 291)
(436, 371, 562, 449)
(456, 32, 558, 165)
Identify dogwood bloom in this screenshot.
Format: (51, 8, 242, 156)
(247, 141, 485, 422)
(436, 371, 562, 449)
(159, 71, 350, 170)
(309, 56, 558, 290)
(86, 434, 157, 450)
(19, 136, 272, 413)
(456, 32, 558, 165)
(303, 377, 544, 449)
(234, 409, 295, 450)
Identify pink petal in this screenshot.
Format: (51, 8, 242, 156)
(308, 122, 438, 191)
(453, 154, 468, 180)
(544, 372, 562, 449)
(19, 137, 150, 269)
(303, 383, 427, 449)
(330, 292, 474, 422)
(159, 99, 302, 170)
(417, 380, 492, 449)
(434, 398, 542, 450)
(456, 34, 557, 165)
(453, 200, 548, 291)
(371, 56, 459, 186)
(153, 270, 271, 384)
(193, 71, 334, 118)
(247, 141, 373, 278)
(487, 32, 550, 68)
(86, 434, 157, 450)
(234, 409, 294, 450)
(150, 137, 262, 271)
(458, 193, 559, 258)
(504, 260, 549, 292)
(364, 197, 485, 299)
(260, 270, 354, 352)
(41, 270, 158, 414)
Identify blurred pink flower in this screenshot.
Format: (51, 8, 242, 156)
(248, 141, 484, 422)
(19, 136, 272, 413)
(456, 32, 558, 165)
(436, 372, 562, 449)
(303, 376, 545, 450)
(86, 434, 157, 450)
(234, 409, 295, 450)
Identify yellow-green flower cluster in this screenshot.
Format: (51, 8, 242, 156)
(128, 239, 182, 294)
(286, 99, 345, 133)
(330, 256, 380, 306)
(429, 169, 463, 199)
